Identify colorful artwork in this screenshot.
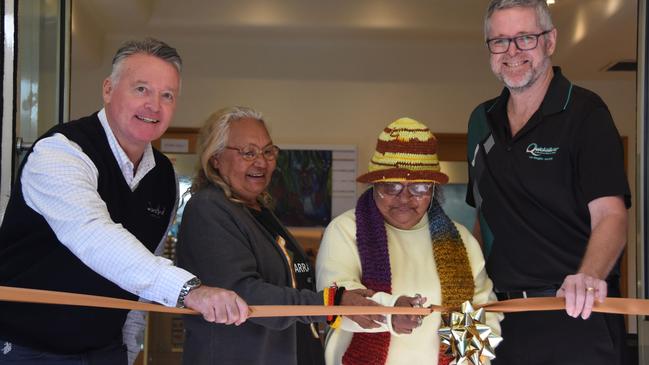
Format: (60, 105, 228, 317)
(268, 149, 333, 227)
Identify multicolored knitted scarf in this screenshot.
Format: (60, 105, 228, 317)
(342, 188, 475, 365)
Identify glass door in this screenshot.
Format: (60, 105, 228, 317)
(1, 0, 70, 220)
(639, 0, 649, 362)
(14, 0, 70, 171)
(1, 0, 17, 216)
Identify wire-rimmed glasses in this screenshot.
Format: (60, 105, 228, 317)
(225, 144, 280, 161)
(374, 182, 435, 200)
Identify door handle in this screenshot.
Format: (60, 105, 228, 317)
(15, 137, 34, 153)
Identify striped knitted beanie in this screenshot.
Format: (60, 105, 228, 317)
(356, 117, 449, 184)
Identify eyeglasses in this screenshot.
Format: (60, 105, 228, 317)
(225, 144, 280, 161)
(374, 182, 434, 200)
(486, 30, 552, 54)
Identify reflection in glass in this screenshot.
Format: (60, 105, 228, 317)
(16, 0, 66, 173)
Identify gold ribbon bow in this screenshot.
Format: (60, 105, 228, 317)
(438, 301, 502, 365)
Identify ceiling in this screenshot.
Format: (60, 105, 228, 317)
(72, 0, 638, 81)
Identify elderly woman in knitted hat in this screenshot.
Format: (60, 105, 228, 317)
(316, 117, 501, 365)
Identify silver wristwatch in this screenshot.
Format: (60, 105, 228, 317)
(176, 277, 202, 308)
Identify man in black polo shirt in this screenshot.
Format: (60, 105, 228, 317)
(466, 1, 630, 364)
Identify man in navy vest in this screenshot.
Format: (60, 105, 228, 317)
(0, 38, 248, 364)
(466, 1, 630, 364)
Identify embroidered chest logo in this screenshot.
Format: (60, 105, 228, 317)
(525, 143, 560, 161)
(146, 202, 167, 218)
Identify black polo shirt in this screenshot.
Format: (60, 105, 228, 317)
(466, 67, 631, 292)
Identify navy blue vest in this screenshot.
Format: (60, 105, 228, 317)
(0, 113, 176, 354)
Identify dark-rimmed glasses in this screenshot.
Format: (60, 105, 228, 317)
(225, 144, 280, 161)
(486, 30, 552, 54)
(374, 182, 434, 200)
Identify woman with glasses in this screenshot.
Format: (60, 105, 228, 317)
(176, 106, 377, 365)
(316, 118, 501, 365)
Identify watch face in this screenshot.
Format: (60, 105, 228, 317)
(187, 277, 202, 287)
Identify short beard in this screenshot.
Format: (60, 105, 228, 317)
(502, 70, 535, 93)
(497, 55, 550, 94)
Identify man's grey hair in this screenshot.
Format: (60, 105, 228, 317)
(484, 0, 554, 39)
(109, 38, 182, 84)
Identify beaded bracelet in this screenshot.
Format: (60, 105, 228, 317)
(323, 285, 346, 327)
(329, 315, 342, 329)
(325, 285, 336, 322)
(333, 286, 346, 306)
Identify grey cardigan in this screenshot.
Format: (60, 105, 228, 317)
(177, 184, 324, 365)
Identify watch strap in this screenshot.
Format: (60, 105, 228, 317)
(176, 277, 202, 308)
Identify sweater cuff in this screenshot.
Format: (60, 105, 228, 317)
(374, 293, 403, 337)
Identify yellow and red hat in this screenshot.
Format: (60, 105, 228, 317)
(356, 117, 449, 184)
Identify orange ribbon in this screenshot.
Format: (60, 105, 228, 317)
(1, 285, 649, 317)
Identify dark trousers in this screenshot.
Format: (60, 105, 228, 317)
(492, 311, 626, 365)
(0, 340, 126, 365)
(295, 323, 325, 365)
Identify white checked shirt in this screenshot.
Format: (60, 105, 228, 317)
(21, 109, 194, 307)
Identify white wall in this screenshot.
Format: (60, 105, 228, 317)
(70, 36, 635, 193)
(71, 35, 505, 175)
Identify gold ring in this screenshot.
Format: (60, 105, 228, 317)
(586, 287, 595, 292)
